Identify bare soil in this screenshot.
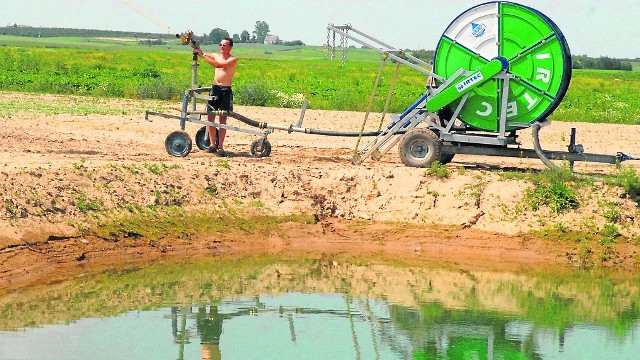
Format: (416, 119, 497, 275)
(1, 93, 639, 289)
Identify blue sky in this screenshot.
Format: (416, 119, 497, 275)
(2, 0, 638, 58)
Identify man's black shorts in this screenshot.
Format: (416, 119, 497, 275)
(207, 85, 233, 112)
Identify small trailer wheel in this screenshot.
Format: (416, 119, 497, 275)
(439, 153, 455, 164)
(398, 128, 441, 167)
(165, 130, 192, 157)
(195, 126, 211, 150)
(250, 138, 272, 158)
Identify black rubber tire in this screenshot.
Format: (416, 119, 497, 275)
(165, 130, 192, 157)
(398, 128, 442, 167)
(195, 126, 211, 150)
(439, 153, 455, 164)
(250, 138, 272, 158)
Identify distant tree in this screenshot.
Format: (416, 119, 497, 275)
(571, 54, 631, 71)
(253, 21, 270, 43)
(240, 30, 250, 43)
(208, 28, 229, 45)
(411, 49, 435, 62)
(598, 56, 617, 70)
(232, 33, 241, 43)
(283, 40, 305, 46)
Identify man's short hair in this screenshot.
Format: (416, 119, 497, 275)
(222, 37, 233, 47)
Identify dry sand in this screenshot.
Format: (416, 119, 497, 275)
(1, 92, 639, 288)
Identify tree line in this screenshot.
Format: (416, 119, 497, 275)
(0, 24, 171, 40)
(572, 55, 634, 71)
(198, 21, 304, 46)
(1, 21, 305, 47)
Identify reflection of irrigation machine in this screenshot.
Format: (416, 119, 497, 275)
(148, 2, 637, 168)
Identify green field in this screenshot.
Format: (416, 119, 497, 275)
(1, 35, 639, 125)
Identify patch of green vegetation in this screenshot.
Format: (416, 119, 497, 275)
(74, 191, 102, 213)
(143, 163, 163, 175)
(91, 206, 317, 241)
(3, 199, 17, 218)
(455, 175, 488, 208)
(71, 158, 88, 171)
(554, 70, 640, 125)
(426, 161, 450, 179)
(496, 169, 534, 181)
(121, 164, 142, 175)
(204, 183, 218, 196)
(500, 165, 638, 219)
(1, 40, 639, 121)
(600, 200, 622, 224)
(217, 159, 231, 169)
(152, 186, 185, 206)
(606, 165, 640, 197)
(525, 182, 578, 214)
(530, 218, 629, 267)
(518, 165, 585, 214)
(0, 42, 433, 113)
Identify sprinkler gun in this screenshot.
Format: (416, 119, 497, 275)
(176, 30, 201, 62)
(175, 30, 200, 50)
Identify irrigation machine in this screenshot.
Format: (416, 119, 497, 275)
(146, 1, 637, 169)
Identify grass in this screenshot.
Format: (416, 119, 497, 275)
(74, 191, 102, 213)
(554, 70, 640, 124)
(425, 161, 450, 179)
(497, 164, 588, 214)
(92, 206, 316, 241)
(607, 165, 640, 197)
(0, 41, 425, 112)
(3, 36, 639, 123)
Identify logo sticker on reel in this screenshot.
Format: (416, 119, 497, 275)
(471, 23, 486, 38)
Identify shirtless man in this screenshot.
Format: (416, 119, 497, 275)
(194, 37, 237, 156)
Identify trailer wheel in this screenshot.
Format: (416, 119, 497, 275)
(165, 131, 192, 157)
(439, 153, 455, 164)
(195, 126, 211, 150)
(250, 139, 272, 158)
(398, 128, 441, 167)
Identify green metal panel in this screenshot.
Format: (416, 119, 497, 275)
(499, 3, 555, 60)
(509, 36, 567, 96)
(432, 37, 489, 79)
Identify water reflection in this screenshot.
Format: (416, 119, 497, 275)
(168, 294, 412, 360)
(0, 257, 639, 359)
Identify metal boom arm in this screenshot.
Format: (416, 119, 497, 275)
(326, 24, 444, 81)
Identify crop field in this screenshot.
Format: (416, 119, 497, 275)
(1, 35, 639, 125)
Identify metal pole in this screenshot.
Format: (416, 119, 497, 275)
(191, 53, 199, 114)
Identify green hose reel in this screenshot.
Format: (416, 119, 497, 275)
(433, 1, 572, 132)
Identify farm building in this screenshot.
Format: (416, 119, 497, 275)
(264, 35, 279, 44)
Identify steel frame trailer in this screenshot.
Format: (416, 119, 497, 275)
(148, 2, 637, 169)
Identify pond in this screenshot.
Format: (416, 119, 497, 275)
(0, 256, 639, 359)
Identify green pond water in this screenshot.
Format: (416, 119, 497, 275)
(0, 256, 639, 359)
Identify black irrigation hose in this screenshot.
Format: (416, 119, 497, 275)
(226, 111, 408, 137)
